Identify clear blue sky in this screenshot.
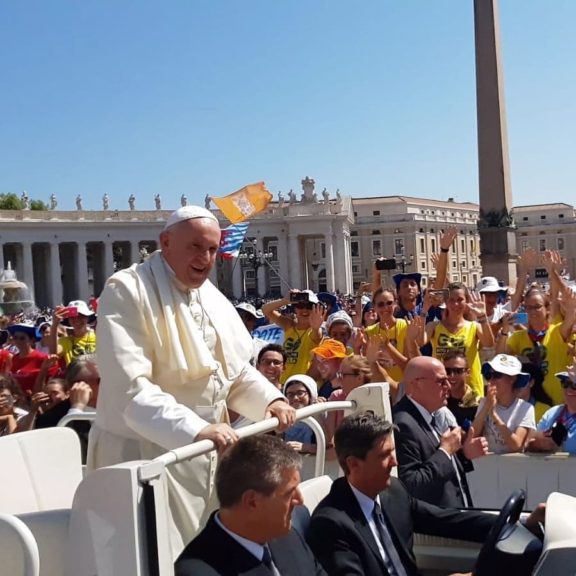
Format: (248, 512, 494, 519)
(1, 1, 574, 211)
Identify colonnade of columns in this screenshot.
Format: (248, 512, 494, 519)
(0, 239, 157, 308)
(1, 223, 354, 306)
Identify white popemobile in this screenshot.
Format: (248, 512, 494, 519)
(1, 383, 576, 576)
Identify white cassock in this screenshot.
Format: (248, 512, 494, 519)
(87, 251, 283, 555)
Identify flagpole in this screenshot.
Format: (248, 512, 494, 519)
(261, 255, 292, 292)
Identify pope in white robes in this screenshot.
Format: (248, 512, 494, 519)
(87, 206, 294, 556)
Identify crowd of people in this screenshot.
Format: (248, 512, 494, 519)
(0, 206, 573, 574)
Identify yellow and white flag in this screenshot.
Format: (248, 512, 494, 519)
(211, 181, 272, 224)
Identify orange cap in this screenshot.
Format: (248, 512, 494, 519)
(312, 338, 348, 359)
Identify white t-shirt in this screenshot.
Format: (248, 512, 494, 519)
(476, 397, 535, 454)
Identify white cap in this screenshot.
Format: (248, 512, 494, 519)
(327, 310, 353, 330)
(164, 205, 218, 230)
(301, 290, 319, 305)
(482, 354, 530, 388)
(67, 300, 94, 317)
(283, 374, 318, 401)
(235, 302, 264, 319)
(476, 276, 506, 293)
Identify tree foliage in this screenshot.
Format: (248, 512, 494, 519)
(0, 193, 48, 211)
(30, 199, 48, 211)
(0, 193, 23, 210)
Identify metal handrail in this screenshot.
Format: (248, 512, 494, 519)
(57, 411, 97, 427)
(139, 400, 354, 482)
(0, 513, 40, 576)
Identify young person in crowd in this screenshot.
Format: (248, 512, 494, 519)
(8, 323, 53, 395)
(281, 374, 322, 454)
(421, 282, 494, 397)
(255, 344, 286, 389)
(505, 287, 576, 420)
(50, 300, 97, 366)
(527, 367, 576, 455)
(473, 354, 536, 454)
(262, 290, 324, 384)
(442, 351, 481, 428)
(365, 288, 408, 384)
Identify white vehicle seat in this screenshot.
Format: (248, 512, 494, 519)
(299, 475, 332, 515)
(0, 427, 83, 576)
(533, 492, 576, 576)
(0, 427, 83, 514)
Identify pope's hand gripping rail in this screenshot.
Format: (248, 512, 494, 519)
(138, 382, 391, 484)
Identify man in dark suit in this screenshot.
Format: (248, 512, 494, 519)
(175, 435, 326, 576)
(307, 412, 499, 576)
(393, 357, 488, 508)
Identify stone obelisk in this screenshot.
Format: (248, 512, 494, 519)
(474, 0, 517, 284)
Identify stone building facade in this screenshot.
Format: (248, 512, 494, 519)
(2, 180, 571, 307)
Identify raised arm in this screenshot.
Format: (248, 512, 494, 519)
(262, 294, 295, 331)
(510, 248, 537, 311)
(559, 289, 576, 342)
(468, 291, 495, 349)
(48, 307, 67, 355)
(436, 228, 457, 289)
(353, 283, 372, 328)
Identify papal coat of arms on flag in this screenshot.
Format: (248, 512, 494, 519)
(211, 182, 272, 224)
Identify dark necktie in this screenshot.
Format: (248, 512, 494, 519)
(262, 545, 280, 575)
(430, 414, 442, 436)
(372, 502, 408, 576)
(431, 416, 471, 507)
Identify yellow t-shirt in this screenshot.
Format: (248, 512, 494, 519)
(431, 321, 484, 397)
(59, 331, 97, 365)
(280, 327, 317, 384)
(365, 319, 408, 383)
(507, 323, 570, 420)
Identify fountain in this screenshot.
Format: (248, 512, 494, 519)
(0, 262, 35, 315)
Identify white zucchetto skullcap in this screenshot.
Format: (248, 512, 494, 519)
(163, 205, 218, 230)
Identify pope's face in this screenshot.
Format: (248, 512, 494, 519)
(160, 218, 221, 289)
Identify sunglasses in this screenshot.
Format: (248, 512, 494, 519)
(560, 380, 576, 391)
(446, 367, 467, 376)
(485, 371, 507, 381)
(294, 303, 314, 310)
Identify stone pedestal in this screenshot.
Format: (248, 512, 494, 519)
(478, 227, 517, 283)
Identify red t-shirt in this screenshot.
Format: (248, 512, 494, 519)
(10, 350, 54, 393)
(0, 349, 12, 373)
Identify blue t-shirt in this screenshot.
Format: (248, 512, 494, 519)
(537, 405, 576, 455)
(283, 421, 316, 445)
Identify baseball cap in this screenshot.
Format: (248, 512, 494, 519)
(67, 300, 94, 317)
(164, 205, 218, 231)
(235, 302, 264, 319)
(283, 374, 318, 401)
(392, 273, 422, 288)
(311, 338, 348, 359)
(555, 368, 576, 384)
(296, 290, 319, 305)
(482, 354, 530, 388)
(476, 276, 507, 293)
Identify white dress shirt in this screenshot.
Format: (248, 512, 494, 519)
(349, 482, 388, 563)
